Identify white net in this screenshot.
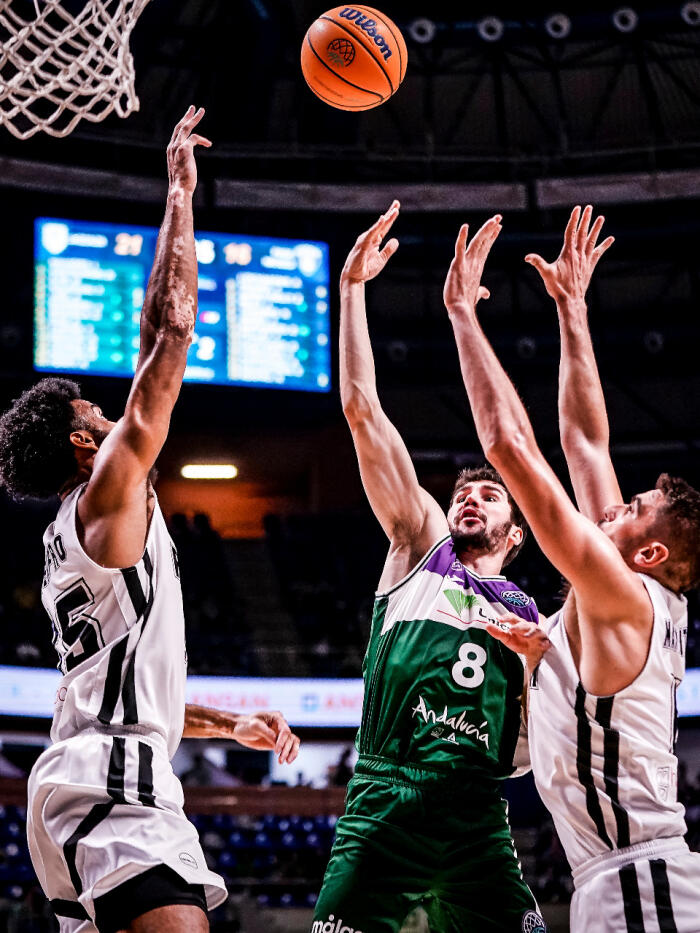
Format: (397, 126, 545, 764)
(0, 0, 151, 139)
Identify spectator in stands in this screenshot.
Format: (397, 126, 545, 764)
(329, 747, 354, 787)
(181, 751, 242, 788)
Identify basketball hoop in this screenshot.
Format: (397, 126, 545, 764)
(0, 0, 151, 140)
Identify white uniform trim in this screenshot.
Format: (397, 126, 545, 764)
(572, 837, 689, 889)
(529, 574, 688, 873)
(528, 574, 699, 932)
(30, 485, 227, 925)
(27, 732, 227, 930)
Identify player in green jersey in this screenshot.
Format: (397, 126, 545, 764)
(311, 203, 550, 933)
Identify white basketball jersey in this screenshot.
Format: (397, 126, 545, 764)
(528, 575, 688, 873)
(41, 483, 186, 759)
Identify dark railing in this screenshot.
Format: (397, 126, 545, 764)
(0, 777, 346, 815)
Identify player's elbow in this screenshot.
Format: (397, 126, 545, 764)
(154, 296, 197, 344)
(483, 429, 532, 471)
(341, 384, 381, 428)
(560, 424, 609, 460)
(159, 319, 195, 345)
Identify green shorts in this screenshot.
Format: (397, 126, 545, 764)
(312, 758, 546, 933)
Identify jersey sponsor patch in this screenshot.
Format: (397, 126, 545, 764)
(521, 909, 547, 932)
(412, 695, 490, 749)
(501, 590, 531, 608)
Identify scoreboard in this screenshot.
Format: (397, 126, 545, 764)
(34, 218, 331, 393)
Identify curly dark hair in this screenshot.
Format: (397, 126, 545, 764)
(654, 473, 700, 592)
(0, 378, 84, 500)
(450, 464, 529, 567)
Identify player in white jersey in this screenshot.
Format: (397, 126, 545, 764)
(439, 207, 700, 932)
(0, 108, 299, 933)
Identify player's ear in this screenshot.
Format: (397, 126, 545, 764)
(69, 431, 98, 452)
(508, 524, 524, 548)
(633, 541, 669, 571)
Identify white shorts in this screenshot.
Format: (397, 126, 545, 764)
(27, 731, 227, 933)
(570, 837, 700, 933)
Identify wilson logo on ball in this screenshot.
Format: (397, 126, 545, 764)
(327, 37, 355, 67)
(301, 6, 407, 111)
(339, 7, 392, 59)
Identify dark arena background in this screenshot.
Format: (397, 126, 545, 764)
(1, 2, 700, 931)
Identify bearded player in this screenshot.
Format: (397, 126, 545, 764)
(445, 206, 700, 933)
(311, 202, 548, 933)
(0, 108, 299, 933)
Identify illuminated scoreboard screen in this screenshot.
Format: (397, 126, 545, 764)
(34, 218, 331, 392)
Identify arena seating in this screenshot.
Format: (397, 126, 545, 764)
(2, 777, 700, 930)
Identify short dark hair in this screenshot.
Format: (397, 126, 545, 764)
(654, 473, 700, 592)
(450, 464, 528, 566)
(0, 378, 83, 500)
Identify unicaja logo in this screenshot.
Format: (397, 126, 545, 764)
(311, 916, 363, 933)
(339, 8, 393, 59)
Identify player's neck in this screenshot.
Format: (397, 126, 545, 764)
(58, 466, 92, 500)
(454, 547, 505, 578)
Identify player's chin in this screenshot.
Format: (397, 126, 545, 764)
(451, 522, 486, 542)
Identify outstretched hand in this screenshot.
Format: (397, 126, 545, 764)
(167, 105, 212, 195)
(484, 615, 551, 669)
(525, 204, 614, 305)
(341, 200, 400, 284)
(443, 215, 502, 315)
(231, 711, 301, 764)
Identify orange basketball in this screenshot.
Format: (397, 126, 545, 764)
(301, 6, 407, 111)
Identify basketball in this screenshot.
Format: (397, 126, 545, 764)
(300, 6, 407, 111)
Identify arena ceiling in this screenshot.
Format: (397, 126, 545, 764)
(0, 1, 698, 486)
(1, 1, 700, 180)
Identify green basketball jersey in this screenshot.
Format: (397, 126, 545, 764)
(357, 535, 539, 781)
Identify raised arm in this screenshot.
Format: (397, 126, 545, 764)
(525, 205, 619, 521)
(443, 219, 651, 693)
(79, 108, 211, 566)
(340, 203, 446, 574)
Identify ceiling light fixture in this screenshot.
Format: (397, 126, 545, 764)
(181, 464, 238, 480)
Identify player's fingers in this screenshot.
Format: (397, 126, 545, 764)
(179, 107, 205, 140)
(263, 711, 289, 736)
(170, 105, 195, 146)
(374, 210, 399, 243)
(524, 253, 548, 275)
(471, 215, 502, 257)
(274, 725, 292, 756)
(484, 621, 511, 642)
(187, 106, 206, 129)
(286, 734, 301, 764)
(370, 202, 399, 235)
(508, 620, 551, 646)
(477, 286, 490, 302)
(592, 235, 615, 261)
(378, 200, 400, 229)
(473, 214, 501, 241)
(279, 733, 301, 764)
(188, 134, 213, 149)
(252, 722, 277, 747)
(173, 106, 202, 146)
(509, 621, 541, 640)
(577, 204, 593, 247)
(278, 732, 297, 764)
(564, 205, 581, 249)
(586, 214, 605, 252)
(379, 238, 399, 264)
(455, 223, 469, 258)
(576, 204, 593, 253)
